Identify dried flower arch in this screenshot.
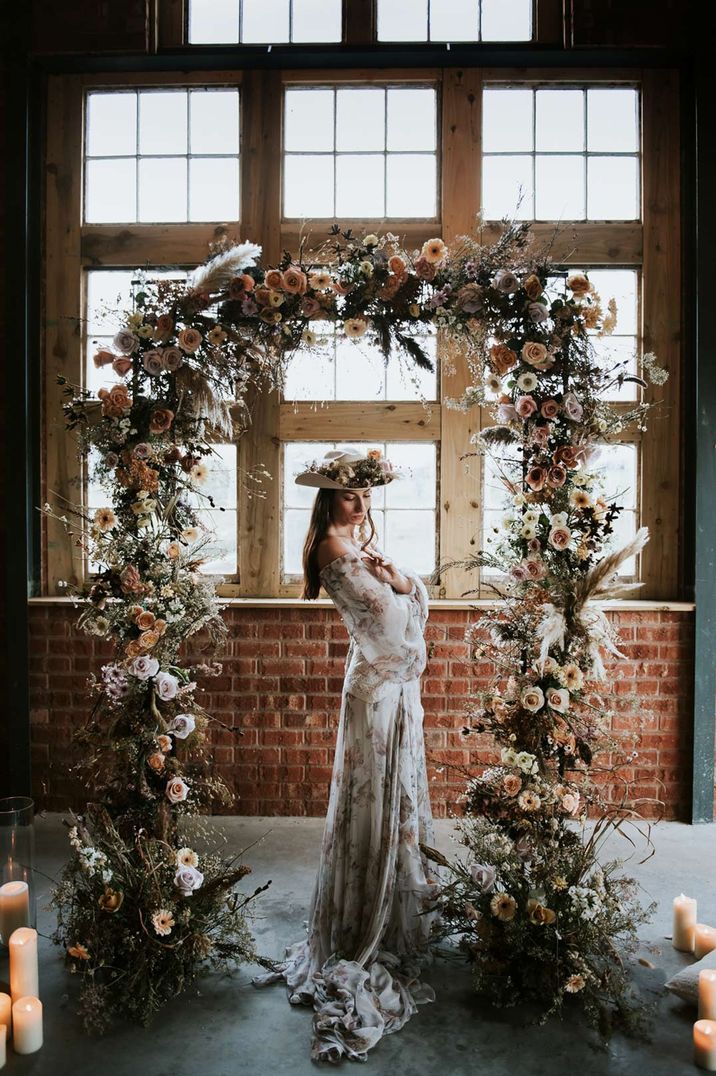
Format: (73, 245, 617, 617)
(48, 222, 666, 1034)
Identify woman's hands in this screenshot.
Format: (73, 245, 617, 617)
(362, 551, 414, 594)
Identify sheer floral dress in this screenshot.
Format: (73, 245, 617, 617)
(252, 548, 445, 1063)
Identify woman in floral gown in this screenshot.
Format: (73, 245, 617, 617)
(252, 447, 445, 1064)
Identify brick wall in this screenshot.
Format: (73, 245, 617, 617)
(27, 602, 695, 820)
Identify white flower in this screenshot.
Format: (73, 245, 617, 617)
(176, 847, 199, 868)
(516, 371, 538, 392)
(169, 713, 196, 739)
(551, 512, 568, 528)
(165, 777, 189, 804)
(174, 865, 204, 897)
(520, 523, 537, 540)
(547, 687, 570, 713)
(521, 687, 545, 713)
(500, 747, 516, 766)
(514, 750, 539, 774)
(155, 671, 180, 701)
(363, 234, 379, 247)
(129, 655, 159, 681)
(523, 510, 539, 525)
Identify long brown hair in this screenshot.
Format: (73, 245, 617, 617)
(301, 488, 377, 599)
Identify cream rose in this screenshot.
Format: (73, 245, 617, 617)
(521, 686, 545, 713)
(165, 776, 189, 804)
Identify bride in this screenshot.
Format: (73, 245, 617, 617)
(252, 446, 444, 1064)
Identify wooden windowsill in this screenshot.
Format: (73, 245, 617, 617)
(27, 596, 695, 612)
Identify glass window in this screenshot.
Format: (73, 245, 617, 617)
(282, 441, 437, 577)
(186, 444, 239, 576)
(283, 323, 438, 402)
(283, 86, 437, 218)
(595, 442, 639, 576)
(84, 88, 240, 224)
(482, 86, 640, 221)
(377, 0, 532, 41)
(188, 0, 342, 44)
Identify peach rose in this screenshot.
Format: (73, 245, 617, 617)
(147, 751, 165, 773)
(548, 526, 572, 550)
(490, 344, 517, 375)
(154, 313, 174, 341)
(112, 356, 133, 377)
(540, 399, 559, 420)
(388, 255, 406, 275)
(139, 629, 160, 650)
(531, 425, 551, 447)
(526, 466, 547, 492)
(413, 256, 436, 281)
(522, 341, 548, 366)
(157, 734, 172, 753)
(282, 266, 308, 294)
(546, 465, 567, 488)
(228, 274, 255, 298)
(567, 272, 591, 296)
(515, 395, 537, 419)
(526, 898, 556, 926)
(153, 618, 167, 636)
(166, 777, 189, 804)
(149, 408, 174, 433)
(125, 640, 143, 658)
(553, 444, 581, 469)
(98, 887, 124, 913)
(177, 327, 202, 353)
(93, 349, 115, 369)
(136, 610, 156, 631)
(264, 269, 283, 290)
(502, 774, 522, 796)
(523, 274, 543, 300)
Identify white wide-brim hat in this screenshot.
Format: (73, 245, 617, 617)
(294, 447, 400, 490)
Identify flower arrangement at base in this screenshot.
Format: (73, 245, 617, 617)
(415, 252, 667, 1037)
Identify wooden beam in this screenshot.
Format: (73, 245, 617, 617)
(439, 67, 483, 599)
(640, 68, 681, 600)
(81, 223, 235, 267)
(480, 221, 643, 264)
(280, 402, 440, 440)
(238, 69, 283, 596)
(44, 76, 84, 594)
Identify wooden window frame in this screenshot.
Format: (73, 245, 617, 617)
(42, 66, 681, 601)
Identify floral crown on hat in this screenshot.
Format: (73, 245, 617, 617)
(294, 447, 400, 490)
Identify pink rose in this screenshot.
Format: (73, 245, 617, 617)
(113, 330, 138, 355)
(496, 402, 518, 424)
(526, 466, 547, 491)
(522, 341, 547, 366)
(300, 296, 322, 319)
(162, 347, 184, 372)
(540, 399, 559, 419)
(174, 864, 204, 895)
(177, 327, 202, 353)
(165, 777, 189, 804)
(515, 395, 537, 419)
(524, 558, 547, 580)
(112, 356, 133, 377)
(414, 257, 436, 282)
(155, 671, 179, 701)
(142, 349, 165, 376)
(563, 392, 583, 421)
(492, 269, 519, 294)
(527, 302, 548, 323)
(546, 465, 567, 488)
(548, 526, 572, 550)
(93, 350, 116, 369)
(531, 424, 551, 447)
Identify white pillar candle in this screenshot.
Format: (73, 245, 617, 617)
(700, 971, 716, 1022)
(8, 927, 39, 1002)
(695, 925, 716, 960)
(11, 997, 42, 1055)
(695, 1020, 716, 1070)
(673, 893, 698, 951)
(0, 993, 10, 1035)
(0, 1024, 5, 1069)
(0, 881, 30, 943)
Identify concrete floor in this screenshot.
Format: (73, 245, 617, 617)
(2, 814, 715, 1076)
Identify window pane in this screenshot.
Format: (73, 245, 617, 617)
(377, 0, 428, 40)
(595, 442, 638, 576)
(387, 88, 436, 152)
(138, 157, 188, 222)
(292, 0, 342, 41)
(85, 159, 137, 223)
(283, 348, 336, 400)
(335, 154, 384, 216)
(336, 89, 385, 151)
(242, 0, 290, 41)
(587, 156, 639, 220)
(284, 88, 335, 152)
(188, 0, 239, 42)
(284, 442, 330, 508)
(482, 155, 533, 219)
(535, 155, 585, 219)
(284, 509, 311, 574)
(190, 90, 240, 155)
(535, 89, 584, 152)
(588, 269, 638, 334)
(189, 157, 240, 221)
(335, 338, 386, 399)
(138, 91, 188, 156)
(430, 0, 478, 41)
(384, 510, 435, 573)
(187, 445, 238, 576)
(284, 153, 334, 216)
(483, 89, 533, 152)
(86, 92, 137, 157)
(385, 335, 438, 400)
(587, 88, 639, 153)
(386, 154, 437, 217)
(592, 337, 638, 401)
(481, 0, 532, 39)
(384, 443, 436, 508)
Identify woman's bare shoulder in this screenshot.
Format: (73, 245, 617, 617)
(316, 536, 355, 572)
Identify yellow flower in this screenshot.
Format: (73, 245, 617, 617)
(490, 892, 517, 921)
(526, 898, 556, 926)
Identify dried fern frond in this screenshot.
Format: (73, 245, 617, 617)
(188, 242, 262, 294)
(477, 425, 519, 447)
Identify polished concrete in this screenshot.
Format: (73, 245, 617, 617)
(2, 814, 715, 1076)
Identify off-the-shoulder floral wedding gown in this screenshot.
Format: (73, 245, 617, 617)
(252, 547, 445, 1063)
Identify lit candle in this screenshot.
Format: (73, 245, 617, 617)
(673, 893, 698, 952)
(0, 881, 30, 944)
(701, 971, 716, 1022)
(695, 925, 716, 960)
(8, 927, 38, 1002)
(11, 996, 42, 1055)
(695, 1019, 716, 1070)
